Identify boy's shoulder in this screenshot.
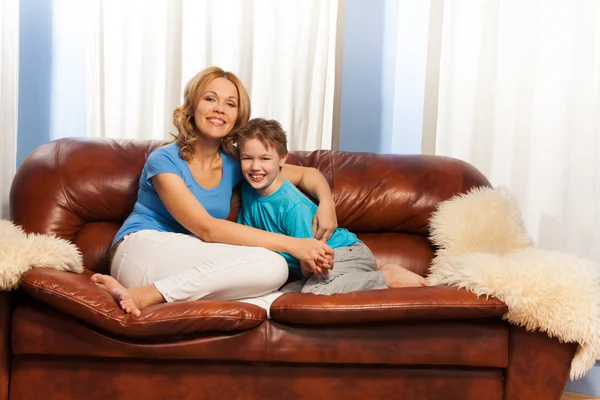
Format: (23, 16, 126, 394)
(280, 180, 311, 200)
(280, 181, 317, 210)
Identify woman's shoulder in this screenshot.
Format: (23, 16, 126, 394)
(154, 141, 180, 155)
(148, 141, 183, 162)
(221, 150, 240, 166)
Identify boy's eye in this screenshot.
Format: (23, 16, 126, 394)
(261, 158, 270, 161)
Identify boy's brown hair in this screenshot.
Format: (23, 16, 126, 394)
(235, 118, 288, 157)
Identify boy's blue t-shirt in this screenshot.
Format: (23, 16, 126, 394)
(112, 142, 243, 247)
(237, 180, 359, 272)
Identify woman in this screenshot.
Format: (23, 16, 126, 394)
(91, 66, 337, 317)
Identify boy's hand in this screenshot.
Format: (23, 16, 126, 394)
(313, 200, 338, 242)
(299, 260, 314, 278)
(316, 251, 334, 275)
(291, 238, 334, 277)
(300, 251, 333, 278)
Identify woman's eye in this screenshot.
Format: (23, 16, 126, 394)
(205, 97, 215, 102)
(227, 102, 236, 108)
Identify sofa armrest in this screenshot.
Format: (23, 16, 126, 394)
(270, 286, 508, 325)
(0, 292, 11, 400)
(20, 268, 267, 338)
(504, 325, 577, 400)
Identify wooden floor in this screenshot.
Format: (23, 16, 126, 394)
(562, 392, 600, 400)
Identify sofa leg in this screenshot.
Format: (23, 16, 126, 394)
(504, 325, 577, 400)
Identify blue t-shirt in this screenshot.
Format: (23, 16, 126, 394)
(237, 180, 358, 272)
(112, 142, 243, 246)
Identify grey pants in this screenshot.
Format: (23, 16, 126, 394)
(282, 242, 388, 295)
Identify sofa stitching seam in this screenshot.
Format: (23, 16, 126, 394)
(270, 304, 506, 310)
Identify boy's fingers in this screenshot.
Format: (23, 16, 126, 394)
(317, 257, 332, 269)
(306, 260, 320, 274)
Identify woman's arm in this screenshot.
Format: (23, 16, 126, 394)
(152, 173, 333, 273)
(281, 164, 338, 242)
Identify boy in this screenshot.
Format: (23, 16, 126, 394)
(236, 118, 428, 294)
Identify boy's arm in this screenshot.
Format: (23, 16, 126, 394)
(281, 164, 338, 242)
(237, 189, 308, 272)
(285, 204, 333, 276)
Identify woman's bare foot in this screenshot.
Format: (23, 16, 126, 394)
(91, 274, 164, 317)
(380, 264, 428, 288)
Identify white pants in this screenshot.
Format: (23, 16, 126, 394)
(110, 230, 288, 313)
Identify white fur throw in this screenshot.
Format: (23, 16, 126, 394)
(0, 219, 83, 291)
(427, 186, 600, 380)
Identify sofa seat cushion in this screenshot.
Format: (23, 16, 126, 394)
(265, 319, 509, 368)
(12, 301, 509, 368)
(270, 286, 507, 325)
(12, 301, 268, 361)
(19, 268, 266, 338)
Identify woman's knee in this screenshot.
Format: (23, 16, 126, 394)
(256, 248, 289, 284)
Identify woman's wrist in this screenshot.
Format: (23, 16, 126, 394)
(281, 236, 299, 256)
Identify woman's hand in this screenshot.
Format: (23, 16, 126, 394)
(313, 199, 338, 242)
(290, 238, 334, 276)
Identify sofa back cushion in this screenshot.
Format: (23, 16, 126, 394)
(10, 138, 490, 275)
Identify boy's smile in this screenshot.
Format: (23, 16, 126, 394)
(240, 138, 287, 197)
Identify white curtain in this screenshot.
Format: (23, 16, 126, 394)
(86, 0, 338, 151)
(435, 0, 600, 262)
(0, 0, 19, 219)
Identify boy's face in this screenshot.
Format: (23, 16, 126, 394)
(240, 137, 287, 197)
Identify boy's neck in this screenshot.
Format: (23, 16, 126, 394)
(257, 175, 284, 197)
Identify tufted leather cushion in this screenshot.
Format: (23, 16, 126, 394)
(270, 286, 507, 325)
(19, 268, 266, 337)
(10, 139, 491, 275)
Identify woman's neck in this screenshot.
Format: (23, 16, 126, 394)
(191, 136, 221, 167)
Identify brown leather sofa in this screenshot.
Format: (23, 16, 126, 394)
(3, 138, 576, 400)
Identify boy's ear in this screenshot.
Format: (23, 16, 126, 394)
(279, 154, 288, 167)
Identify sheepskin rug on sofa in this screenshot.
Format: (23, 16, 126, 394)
(427, 186, 600, 380)
(0, 219, 83, 291)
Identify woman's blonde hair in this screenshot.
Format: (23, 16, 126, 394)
(172, 66, 251, 161)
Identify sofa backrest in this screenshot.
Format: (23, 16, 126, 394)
(10, 138, 490, 276)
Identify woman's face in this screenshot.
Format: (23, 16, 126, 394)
(194, 77, 239, 141)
